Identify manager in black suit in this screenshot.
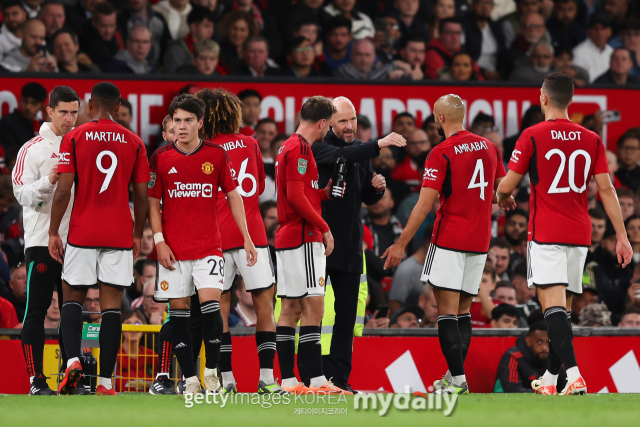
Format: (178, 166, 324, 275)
(312, 97, 406, 393)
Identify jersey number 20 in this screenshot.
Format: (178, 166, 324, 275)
(468, 159, 488, 200)
(545, 149, 591, 194)
(96, 150, 118, 194)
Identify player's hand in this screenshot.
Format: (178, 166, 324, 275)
(371, 174, 386, 192)
(244, 239, 258, 267)
(48, 234, 64, 264)
(132, 237, 141, 260)
(498, 195, 516, 211)
(378, 132, 406, 149)
(322, 230, 334, 256)
(381, 242, 404, 270)
(364, 311, 390, 329)
(616, 232, 633, 268)
(49, 164, 59, 185)
(156, 242, 176, 270)
(323, 178, 346, 199)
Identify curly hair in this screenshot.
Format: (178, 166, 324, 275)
(196, 88, 243, 138)
(218, 10, 258, 40)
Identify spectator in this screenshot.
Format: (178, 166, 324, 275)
(0, 19, 56, 72)
(546, 0, 587, 51)
(594, 48, 640, 85)
(139, 281, 167, 325)
(162, 6, 216, 74)
(461, 0, 507, 80)
(422, 114, 445, 147)
(425, 17, 463, 79)
(0, 82, 46, 152)
(152, 0, 192, 40)
(230, 275, 256, 327)
(370, 146, 409, 208)
(511, 263, 535, 304)
(504, 11, 548, 77)
(570, 285, 599, 321)
(335, 38, 406, 79)
(140, 223, 153, 257)
(270, 133, 287, 159)
(471, 112, 495, 134)
(503, 208, 528, 252)
(52, 29, 100, 73)
(84, 285, 101, 324)
(1, 211, 24, 268)
(292, 16, 332, 75)
(355, 114, 372, 142)
(489, 237, 510, 280)
(470, 263, 500, 327)
(503, 105, 543, 160)
(238, 89, 261, 136)
(429, 0, 456, 40)
(21, 0, 41, 18)
(78, 2, 123, 70)
(573, 12, 614, 83)
(509, 40, 555, 84)
(372, 16, 402, 63)
(64, 0, 105, 33)
(553, 47, 589, 87)
(389, 305, 423, 329)
(283, 36, 322, 77)
(117, 0, 171, 68)
(155, 114, 175, 150)
(391, 111, 417, 140)
(604, 0, 635, 37)
(579, 302, 612, 326)
(364, 307, 390, 329)
(234, 35, 280, 76)
(322, 15, 353, 74)
(388, 225, 433, 315)
(37, 0, 64, 51)
(482, 130, 506, 168)
(218, 10, 257, 71)
(439, 51, 484, 80)
(616, 128, 640, 192)
(255, 117, 278, 165)
(125, 259, 156, 308)
(618, 307, 640, 327)
(626, 215, 640, 264)
(617, 188, 635, 221)
(589, 208, 607, 253)
(323, 0, 374, 39)
(391, 128, 430, 187)
(394, 0, 429, 42)
(418, 284, 438, 327)
(0, 294, 19, 328)
(494, 321, 566, 393)
(115, 97, 133, 129)
(259, 200, 278, 231)
(103, 24, 156, 74)
(397, 36, 426, 79)
(492, 281, 518, 305)
(116, 309, 157, 393)
(501, 0, 543, 47)
(615, 17, 640, 78)
(491, 303, 520, 328)
(0, 0, 27, 59)
(43, 289, 60, 329)
(175, 39, 221, 76)
(231, 0, 283, 61)
(6, 264, 27, 321)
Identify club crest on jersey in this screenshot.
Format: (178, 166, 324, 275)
(160, 281, 169, 291)
(319, 278, 324, 287)
(298, 158, 308, 175)
(148, 172, 156, 188)
(202, 162, 214, 175)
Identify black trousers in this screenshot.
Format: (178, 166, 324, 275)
(322, 269, 360, 383)
(21, 246, 66, 378)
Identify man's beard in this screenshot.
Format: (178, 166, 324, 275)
(437, 126, 445, 137)
(374, 164, 392, 176)
(504, 231, 520, 246)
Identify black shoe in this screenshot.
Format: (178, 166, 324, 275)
(176, 380, 185, 395)
(75, 384, 91, 395)
(150, 376, 177, 395)
(29, 376, 56, 396)
(331, 379, 358, 394)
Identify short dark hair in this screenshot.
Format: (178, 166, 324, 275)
(528, 320, 547, 335)
(238, 89, 262, 102)
(49, 86, 80, 110)
(40, 0, 65, 9)
(256, 117, 277, 131)
(259, 200, 277, 218)
(439, 17, 461, 34)
(401, 36, 426, 50)
(168, 94, 205, 121)
(293, 16, 319, 32)
(492, 303, 520, 321)
(1, 0, 24, 11)
(506, 207, 528, 222)
(21, 82, 47, 103)
(617, 188, 634, 200)
(134, 258, 156, 276)
(324, 15, 352, 34)
(512, 263, 527, 279)
(422, 114, 436, 130)
(289, 35, 309, 51)
(543, 72, 574, 108)
(119, 97, 132, 112)
(393, 112, 415, 125)
(494, 281, 516, 292)
(617, 128, 640, 149)
(188, 5, 216, 25)
(196, 88, 243, 138)
(626, 215, 640, 229)
(271, 132, 289, 148)
(299, 96, 336, 123)
(490, 237, 510, 251)
(91, 82, 120, 111)
(52, 28, 78, 45)
(527, 308, 544, 325)
(620, 306, 640, 318)
(554, 46, 573, 59)
(472, 112, 495, 127)
(242, 35, 268, 52)
(589, 208, 606, 220)
(92, 1, 116, 19)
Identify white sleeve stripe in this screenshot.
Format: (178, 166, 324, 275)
(12, 137, 41, 186)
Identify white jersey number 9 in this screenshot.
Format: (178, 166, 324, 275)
(96, 150, 118, 194)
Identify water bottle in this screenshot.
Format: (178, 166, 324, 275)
(331, 157, 347, 198)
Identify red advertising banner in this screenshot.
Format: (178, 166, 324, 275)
(2, 336, 639, 394)
(0, 77, 635, 151)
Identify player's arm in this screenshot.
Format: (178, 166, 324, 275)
(362, 161, 385, 206)
(493, 176, 516, 209)
(286, 180, 334, 256)
(382, 186, 439, 270)
(48, 172, 74, 263)
(595, 173, 633, 267)
(496, 171, 523, 210)
(149, 196, 175, 270)
(226, 188, 257, 267)
(12, 149, 57, 208)
(132, 182, 149, 260)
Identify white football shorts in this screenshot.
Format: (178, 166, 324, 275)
(420, 245, 487, 296)
(276, 242, 326, 299)
(155, 255, 225, 301)
(62, 244, 133, 287)
(223, 247, 275, 292)
(527, 241, 588, 294)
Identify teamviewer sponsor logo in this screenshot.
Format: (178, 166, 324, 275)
(169, 182, 213, 198)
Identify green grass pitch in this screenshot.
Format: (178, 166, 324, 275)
(1, 393, 639, 427)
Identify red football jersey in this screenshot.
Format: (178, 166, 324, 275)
(508, 119, 608, 246)
(58, 119, 149, 249)
(275, 134, 323, 250)
(148, 140, 237, 260)
(211, 134, 268, 251)
(422, 130, 506, 253)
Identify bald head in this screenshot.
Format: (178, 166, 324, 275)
(433, 94, 465, 137)
(21, 19, 46, 56)
(331, 96, 357, 143)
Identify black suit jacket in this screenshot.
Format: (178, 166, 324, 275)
(0, 110, 38, 152)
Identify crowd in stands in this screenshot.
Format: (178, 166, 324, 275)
(0, 0, 638, 85)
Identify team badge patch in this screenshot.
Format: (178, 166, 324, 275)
(298, 158, 308, 174)
(202, 162, 214, 175)
(148, 172, 156, 188)
(319, 278, 324, 287)
(36, 263, 47, 273)
(160, 281, 169, 291)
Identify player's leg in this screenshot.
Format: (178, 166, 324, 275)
(433, 289, 466, 386)
(457, 294, 474, 363)
(218, 290, 236, 392)
(298, 295, 326, 390)
(188, 291, 202, 367)
(150, 318, 177, 395)
(458, 252, 486, 366)
(162, 297, 199, 394)
(94, 283, 124, 395)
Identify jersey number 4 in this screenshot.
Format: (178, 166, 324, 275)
(96, 150, 118, 194)
(545, 149, 591, 194)
(468, 159, 488, 200)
